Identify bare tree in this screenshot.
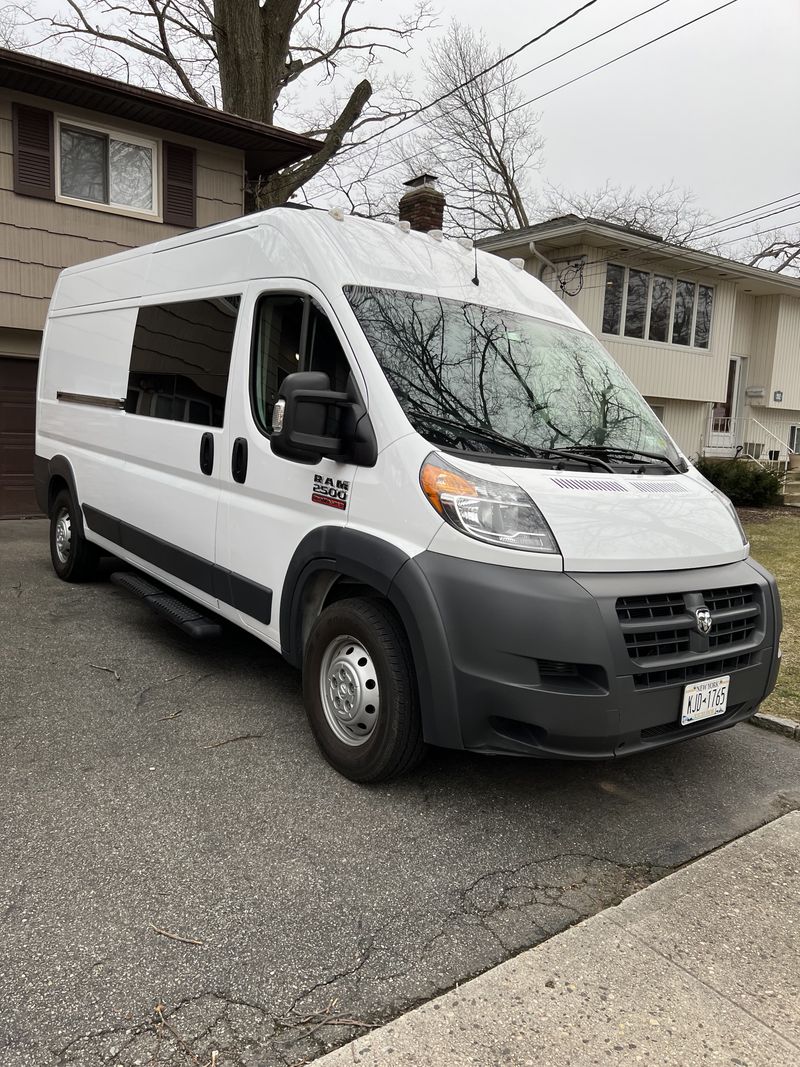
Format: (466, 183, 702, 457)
(541, 179, 713, 246)
(417, 22, 544, 237)
(742, 227, 800, 276)
(0, 3, 27, 47)
(9, 0, 435, 206)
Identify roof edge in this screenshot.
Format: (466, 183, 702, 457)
(0, 46, 322, 160)
(478, 218, 800, 294)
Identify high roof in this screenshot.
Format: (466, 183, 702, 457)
(0, 47, 322, 175)
(478, 214, 800, 298)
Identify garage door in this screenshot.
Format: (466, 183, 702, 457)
(0, 358, 41, 519)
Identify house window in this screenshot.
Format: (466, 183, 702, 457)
(602, 264, 625, 334)
(58, 121, 157, 214)
(602, 265, 713, 350)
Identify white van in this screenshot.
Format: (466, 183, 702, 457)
(35, 206, 781, 781)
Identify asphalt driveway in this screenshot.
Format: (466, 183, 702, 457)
(2, 519, 800, 1067)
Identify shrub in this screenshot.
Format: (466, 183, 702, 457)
(695, 458, 782, 508)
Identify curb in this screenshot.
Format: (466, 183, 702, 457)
(750, 711, 800, 741)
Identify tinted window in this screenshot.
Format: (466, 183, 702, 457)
(694, 285, 713, 349)
(125, 296, 240, 427)
(60, 127, 106, 204)
(251, 294, 351, 435)
(648, 276, 673, 343)
(624, 270, 649, 339)
(671, 280, 695, 346)
(602, 264, 624, 334)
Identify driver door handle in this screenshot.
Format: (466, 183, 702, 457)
(199, 432, 214, 476)
(232, 437, 248, 484)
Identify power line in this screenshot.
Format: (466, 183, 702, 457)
(364, 0, 741, 183)
(691, 191, 800, 235)
(697, 200, 800, 238)
(344, 0, 603, 158)
(342, 0, 676, 167)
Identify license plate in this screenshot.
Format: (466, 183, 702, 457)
(681, 675, 730, 726)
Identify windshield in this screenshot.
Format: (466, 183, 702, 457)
(344, 286, 680, 466)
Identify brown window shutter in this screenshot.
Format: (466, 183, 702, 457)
(12, 104, 55, 200)
(163, 141, 196, 227)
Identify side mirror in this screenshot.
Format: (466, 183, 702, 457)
(270, 371, 377, 466)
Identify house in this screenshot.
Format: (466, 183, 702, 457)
(0, 48, 320, 518)
(479, 214, 800, 465)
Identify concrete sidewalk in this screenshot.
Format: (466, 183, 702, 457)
(316, 812, 800, 1066)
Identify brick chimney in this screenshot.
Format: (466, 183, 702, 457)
(398, 174, 445, 233)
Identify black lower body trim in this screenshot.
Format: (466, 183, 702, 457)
(83, 504, 272, 624)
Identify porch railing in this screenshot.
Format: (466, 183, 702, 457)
(704, 414, 796, 469)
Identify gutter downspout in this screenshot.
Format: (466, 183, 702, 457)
(529, 240, 558, 282)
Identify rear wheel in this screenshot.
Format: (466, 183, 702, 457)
(303, 596, 426, 782)
(49, 488, 99, 582)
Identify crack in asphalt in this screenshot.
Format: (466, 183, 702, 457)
(50, 852, 671, 1067)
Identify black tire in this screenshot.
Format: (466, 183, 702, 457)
(49, 488, 100, 582)
(302, 596, 426, 782)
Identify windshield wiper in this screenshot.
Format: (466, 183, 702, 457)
(411, 413, 615, 471)
(559, 445, 685, 474)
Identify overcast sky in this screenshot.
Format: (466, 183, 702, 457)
(383, 0, 800, 232)
(21, 0, 800, 238)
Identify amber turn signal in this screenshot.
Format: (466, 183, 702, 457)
(419, 461, 477, 514)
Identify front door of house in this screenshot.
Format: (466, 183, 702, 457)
(709, 357, 743, 452)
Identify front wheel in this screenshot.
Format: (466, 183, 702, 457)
(302, 597, 426, 782)
(49, 489, 99, 582)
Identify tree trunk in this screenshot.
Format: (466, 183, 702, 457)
(213, 0, 300, 121)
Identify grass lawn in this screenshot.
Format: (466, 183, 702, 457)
(742, 508, 800, 723)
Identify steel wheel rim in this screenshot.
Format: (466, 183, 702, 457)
(319, 634, 380, 747)
(54, 507, 72, 565)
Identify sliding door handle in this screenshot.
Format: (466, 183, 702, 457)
(232, 437, 248, 484)
(199, 432, 214, 476)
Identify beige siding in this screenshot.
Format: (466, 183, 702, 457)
(743, 405, 800, 455)
(532, 252, 738, 405)
(537, 245, 595, 323)
(731, 293, 755, 354)
(0, 89, 245, 333)
(661, 399, 709, 459)
(771, 296, 800, 409)
(747, 296, 780, 400)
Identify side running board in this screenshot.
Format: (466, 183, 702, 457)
(110, 571, 223, 639)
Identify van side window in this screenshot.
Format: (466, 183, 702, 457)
(251, 294, 351, 435)
(124, 295, 240, 428)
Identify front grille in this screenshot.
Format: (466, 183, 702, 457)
(616, 593, 685, 621)
(709, 617, 756, 649)
(624, 628, 690, 659)
(617, 583, 761, 690)
(702, 585, 756, 612)
(634, 652, 754, 689)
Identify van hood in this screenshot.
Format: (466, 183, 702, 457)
(501, 467, 748, 572)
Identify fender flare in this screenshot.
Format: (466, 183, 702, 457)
(281, 527, 463, 750)
(35, 454, 84, 535)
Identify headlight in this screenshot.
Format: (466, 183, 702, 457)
(712, 488, 748, 546)
(420, 454, 558, 553)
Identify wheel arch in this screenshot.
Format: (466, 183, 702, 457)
(281, 527, 463, 750)
(35, 454, 85, 536)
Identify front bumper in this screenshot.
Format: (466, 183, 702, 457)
(411, 552, 781, 759)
